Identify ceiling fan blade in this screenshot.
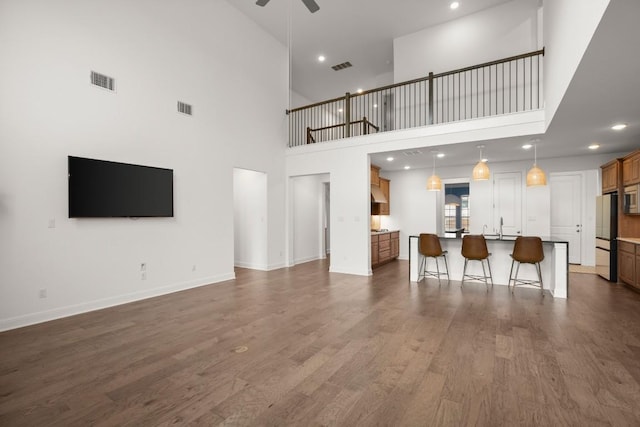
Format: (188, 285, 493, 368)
(256, 0, 270, 6)
(301, 0, 320, 13)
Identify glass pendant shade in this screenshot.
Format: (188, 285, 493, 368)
(427, 174, 442, 191)
(526, 164, 547, 187)
(472, 161, 490, 181)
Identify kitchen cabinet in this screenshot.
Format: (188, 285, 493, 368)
(622, 150, 640, 186)
(618, 239, 639, 290)
(371, 234, 379, 265)
(371, 165, 380, 186)
(372, 178, 390, 215)
(371, 231, 399, 268)
(601, 160, 619, 194)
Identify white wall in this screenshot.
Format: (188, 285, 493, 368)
(394, 0, 541, 83)
(0, 0, 288, 330)
(287, 110, 546, 276)
(291, 174, 329, 264)
(234, 169, 268, 270)
(543, 0, 610, 127)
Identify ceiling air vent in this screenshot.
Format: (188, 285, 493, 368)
(404, 150, 423, 156)
(331, 61, 352, 71)
(90, 71, 115, 92)
(177, 101, 193, 116)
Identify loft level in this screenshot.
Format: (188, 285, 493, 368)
(288, 49, 544, 147)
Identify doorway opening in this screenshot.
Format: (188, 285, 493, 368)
(290, 174, 330, 267)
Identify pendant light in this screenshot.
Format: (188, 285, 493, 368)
(427, 152, 442, 191)
(526, 143, 547, 187)
(472, 145, 490, 181)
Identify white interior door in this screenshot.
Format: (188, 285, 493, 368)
(551, 173, 582, 264)
(493, 172, 522, 235)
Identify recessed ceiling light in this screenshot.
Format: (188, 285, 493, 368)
(386, 157, 394, 162)
(373, 104, 378, 108)
(481, 158, 488, 163)
(522, 143, 533, 150)
(588, 144, 600, 150)
(450, 2, 460, 10)
(437, 153, 445, 158)
(338, 108, 343, 113)
(357, 88, 363, 94)
(318, 55, 325, 62)
(404, 165, 411, 170)
(611, 123, 627, 130)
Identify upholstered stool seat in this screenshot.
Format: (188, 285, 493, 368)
(418, 233, 450, 283)
(461, 234, 493, 289)
(508, 236, 544, 295)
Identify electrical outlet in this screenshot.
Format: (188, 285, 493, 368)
(38, 289, 47, 299)
(192, 264, 196, 272)
(48, 218, 56, 229)
(141, 271, 147, 280)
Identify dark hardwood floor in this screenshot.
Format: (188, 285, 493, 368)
(2, 259, 640, 426)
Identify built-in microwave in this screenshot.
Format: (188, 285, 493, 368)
(624, 184, 640, 214)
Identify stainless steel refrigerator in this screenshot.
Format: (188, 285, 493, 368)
(595, 194, 618, 281)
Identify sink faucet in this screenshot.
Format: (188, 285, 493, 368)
(499, 217, 504, 239)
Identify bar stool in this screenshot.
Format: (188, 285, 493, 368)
(418, 233, 449, 283)
(508, 236, 544, 295)
(461, 234, 493, 289)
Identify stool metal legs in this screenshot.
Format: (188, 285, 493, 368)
(508, 259, 544, 295)
(418, 254, 450, 284)
(461, 257, 493, 290)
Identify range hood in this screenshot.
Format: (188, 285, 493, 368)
(371, 185, 388, 203)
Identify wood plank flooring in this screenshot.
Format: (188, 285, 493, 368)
(2, 260, 640, 426)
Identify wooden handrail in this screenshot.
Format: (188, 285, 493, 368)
(306, 117, 379, 144)
(287, 49, 544, 114)
(291, 49, 545, 146)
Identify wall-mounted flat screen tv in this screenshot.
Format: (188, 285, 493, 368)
(68, 156, 174, 218)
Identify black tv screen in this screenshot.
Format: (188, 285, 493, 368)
(68, 156, 174, 218)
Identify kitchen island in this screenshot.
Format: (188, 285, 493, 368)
(408, 235, 569, 298)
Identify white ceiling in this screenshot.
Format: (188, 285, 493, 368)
(229, 0, 640, 170)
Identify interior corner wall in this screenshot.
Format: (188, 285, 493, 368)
(0, 0, 288, 331)
(233, 169, 268, 270)
(393, 0, 541, 83)
(543, 0, 610, 127)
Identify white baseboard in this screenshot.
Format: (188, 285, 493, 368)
(293, 255, 321, 265)
(328, 266, 371, 276)
(0, 272, 236, 332)
(234, 260, 269, 270)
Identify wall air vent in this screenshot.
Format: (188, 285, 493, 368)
(331, 61, 352, 71)
(90, 71, 115, 92)
(177, 101, 193, 116)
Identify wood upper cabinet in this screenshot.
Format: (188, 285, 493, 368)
(601, 160, 619, 194)
(622, 151, 640, 186)
(377, 178, 390, 215)
(371, 165, 380, 186)
(371, 165, 390, 216)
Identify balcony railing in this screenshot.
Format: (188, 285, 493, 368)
(287, 49, 544, 147)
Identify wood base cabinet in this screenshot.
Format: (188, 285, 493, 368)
(619, 240, 640, 290)
(372, 231, 399, 268)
